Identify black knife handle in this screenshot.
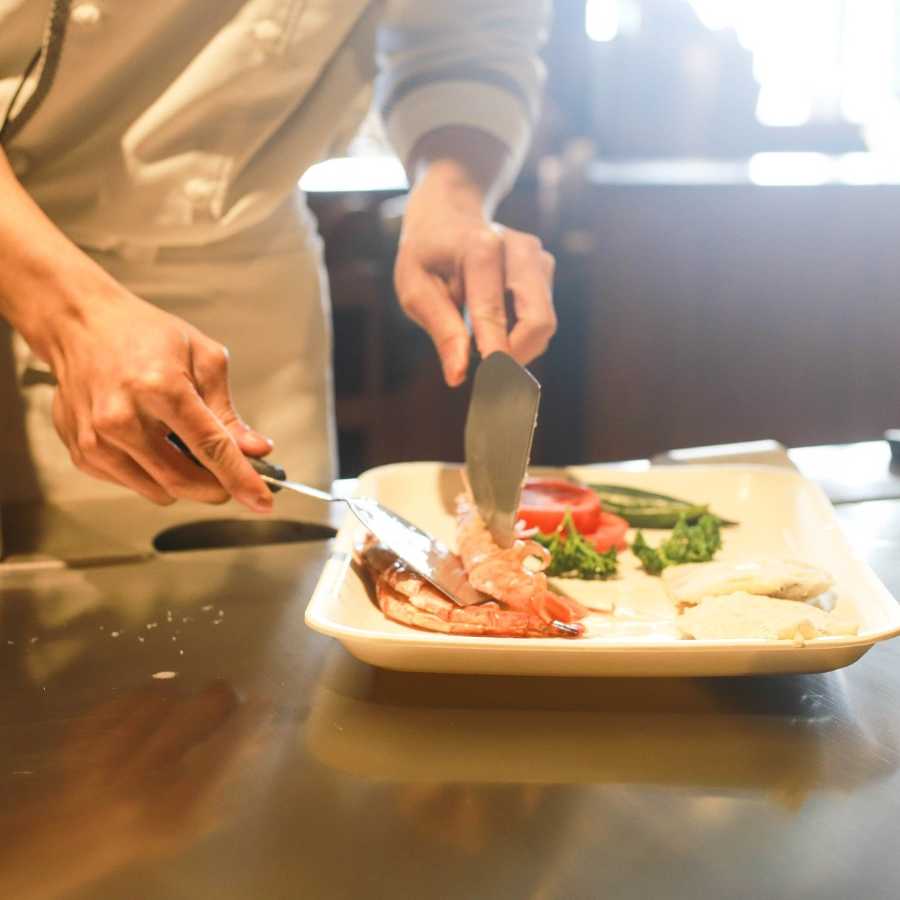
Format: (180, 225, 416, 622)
(166, 432, 286, 491)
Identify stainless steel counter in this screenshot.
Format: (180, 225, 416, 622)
(3, 462, 900, 899)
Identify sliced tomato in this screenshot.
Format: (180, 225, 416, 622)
(516, 478, 602, 534)
(584, 511, 630, 553)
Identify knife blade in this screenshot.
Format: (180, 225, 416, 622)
(464, 352, 540, 548)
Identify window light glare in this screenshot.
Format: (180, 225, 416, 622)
(689, 0, 898, 136)
(689, 0, 734, 31)
(755, 86, 811, 128)
(748, 152, 832, 186)
(585, 0, 620, 43)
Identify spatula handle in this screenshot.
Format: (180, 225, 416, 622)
(166, 432, 287, 491)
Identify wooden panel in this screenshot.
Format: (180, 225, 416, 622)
(580, 184, 900, 460)
(310, 173, 900, 472)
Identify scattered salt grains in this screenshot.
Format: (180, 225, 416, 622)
(218, 610, 224, 617)
(201, 604, 213, 612)
(212, 619, 223, 625)
(171, 636, 177, 642)
(152, 671, 177, 680)
(7, 640, 14, 646)
(29, 637, 38, 644)
(137, 636, 145, 643)
(146, 622, 158, 630)
(179, 649, 184, 655)
(110, 631, 120, 638)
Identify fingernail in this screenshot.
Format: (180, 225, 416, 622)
(253, 494, 273, 512)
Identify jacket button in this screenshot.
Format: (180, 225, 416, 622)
(70, 3, 102, 26)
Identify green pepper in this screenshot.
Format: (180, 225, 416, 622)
(588, 483, 736, 528)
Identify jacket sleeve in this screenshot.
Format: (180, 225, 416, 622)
(375, 0, 550, 195)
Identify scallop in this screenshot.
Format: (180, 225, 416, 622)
(677, 592, 857, 642)
(662, 558, 834, 607)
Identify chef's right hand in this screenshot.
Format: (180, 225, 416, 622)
(39, 283, 274, 510)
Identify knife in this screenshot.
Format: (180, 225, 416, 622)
(464, 352, 541, 548)
(167, 433, 486, 607)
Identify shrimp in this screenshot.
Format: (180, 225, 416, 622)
(357, 539, 582, 638)
(455, 495, 588, 625)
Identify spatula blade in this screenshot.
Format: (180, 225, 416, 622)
(346, 498, 486, 607)
(464, 352, 541, 548)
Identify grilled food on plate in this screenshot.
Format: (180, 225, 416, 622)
(662, 559, 834, 607)
(354, 493, 589, 638)
(354, 477, 857, 644)
(678, 593, 858, 642)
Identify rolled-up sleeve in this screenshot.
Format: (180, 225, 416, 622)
(376, 0, 550, 194)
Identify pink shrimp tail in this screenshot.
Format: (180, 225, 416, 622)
(532, 590, 589, 624)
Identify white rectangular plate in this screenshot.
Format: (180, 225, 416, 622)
(305, 462, 900, 676)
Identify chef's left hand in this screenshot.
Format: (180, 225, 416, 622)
(394, 162, 557, 387)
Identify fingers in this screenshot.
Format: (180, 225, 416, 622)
(397, 215, 556, 381)
(58, 374, 271, 511)
(99, 340, 271, 511)
(116, 426, 234, 506)
(190, 337, 273, 458)
(81, 382, 232, 505)
(395, 259, 471, 386)
(82, 437, 177, 506)
(458, 228, 555, 367)
(54, 372, 216, 505)
(47, 289, 275, 510)
(144, 387, 272, 512)
(54, 391, 176, 505)
(460, 229, 512, 362)
(504, 234, 558, 365)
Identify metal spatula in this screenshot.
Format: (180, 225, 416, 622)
(259, 473, 485, 606)
(167, 433, 484, 607)
(464, 352, 541, 548)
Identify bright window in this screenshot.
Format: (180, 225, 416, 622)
(587, 1, 900, 148)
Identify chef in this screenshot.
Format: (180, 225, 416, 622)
(0, 1, 557, 513)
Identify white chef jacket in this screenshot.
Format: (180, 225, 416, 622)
(0, 0, 548, 504)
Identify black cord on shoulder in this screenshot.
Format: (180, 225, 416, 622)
(0, 47, 42, 143)
(1, 0, 72, 145)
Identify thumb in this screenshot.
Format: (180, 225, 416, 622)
(232, 425, 273, 458)
(191, 338, 274, 457)
(210, 400, 272, 460)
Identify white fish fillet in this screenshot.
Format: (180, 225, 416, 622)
(678, 592, 858, 642)
(663, 558, 834, 607)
